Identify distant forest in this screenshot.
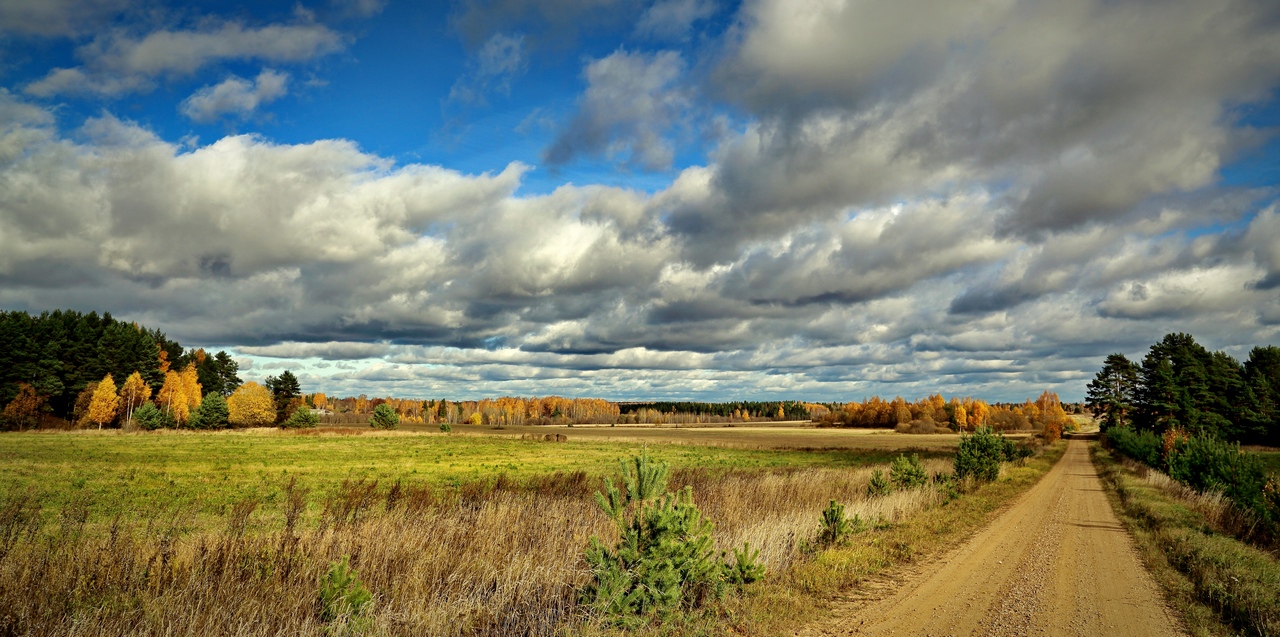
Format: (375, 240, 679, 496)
(1087, 333, 1280, 445)
(0, 309, 240, 423)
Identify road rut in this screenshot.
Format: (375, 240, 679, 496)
(802, 439, 1183, 637)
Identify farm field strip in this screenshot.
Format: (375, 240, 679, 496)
(0, 428, 951, 523)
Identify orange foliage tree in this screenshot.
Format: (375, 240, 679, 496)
(2, 383, 46, 431)
(119, 371, 151, 423)
(88, 374, 120, 430)
(228, 382, 275, 427)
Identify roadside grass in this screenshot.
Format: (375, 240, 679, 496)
(0, 429, 946, 527)
(710, 442, 1067, 636)
(1091, 444, 1280, 637)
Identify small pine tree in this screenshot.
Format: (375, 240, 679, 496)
(317, 556, 373, 623)
(369, 404, 399, 430)
(582, 450, 763, 621)
(438, 421, 452, 433)
(955, 426, 1006, 482)
(867, 469, 891, 497)
(282, 408, 319, 429)
(193, 394, 230, 429)
(133, 402, 173, 430)
(817, 499, 852, 546)
(889, 454, 928, 489)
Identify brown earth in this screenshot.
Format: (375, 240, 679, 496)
(801, 439, 1184, 637)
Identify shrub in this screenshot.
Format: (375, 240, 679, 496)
(1107, 426, 1164, 467)
(317, 556, 373, 623)
(867, 469, 891, 497)
(582, 451, 761, 621)
(889, 454, 928, 489)
(369, 404, 399, 430)
(1166, 436, 1269, 520)
(894, 417, 937, 434)
(438, 422, 452, 433)
(133, 402, 173, 430)
(955, 427, 1006, 482)
(282, 408, 319, 429)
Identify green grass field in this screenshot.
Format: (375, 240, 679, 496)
(0, 428, 950, 524)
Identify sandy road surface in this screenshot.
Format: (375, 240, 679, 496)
(803, 439, 1183, 637)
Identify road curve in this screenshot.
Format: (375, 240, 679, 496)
(805, 439, 1184, 637)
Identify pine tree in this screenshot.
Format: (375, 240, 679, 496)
(1086, 353, 1140, 430)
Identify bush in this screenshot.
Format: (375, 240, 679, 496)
(282, 408, 319, 429)
(1166, 436, 1269, 520)
(955, 427, 1007, 482)
(889, 454, 928, 489)
(438, 422, 452, 433)
(133, 402, 173, 430)
(1107, 426, 1164, 467)
(894, 417, 937, 434)
(317, 556, 373, 623)
(867, 469, 891, 497)
(582, 451, 762, 621)
(369, 404, 399, 430)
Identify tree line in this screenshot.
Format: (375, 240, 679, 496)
(0, 309, 243, 429)
(1086, 333, 1280, 445)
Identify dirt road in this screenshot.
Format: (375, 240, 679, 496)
(804, 439, 1183, 637)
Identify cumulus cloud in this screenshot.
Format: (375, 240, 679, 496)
(5, 0, 1280, 402)
(544, 49, 690, 170)
(180, 69, 289, 123)
(694, 0, 1280, 253)
(25, 22, 342, 97)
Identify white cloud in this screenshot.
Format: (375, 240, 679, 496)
(180, 69, 289, 123)
(25, 22, 342, 97)
(544, 49, 690, 170)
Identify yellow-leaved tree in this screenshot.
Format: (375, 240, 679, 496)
(228, 382, 275, 428)
(118, 371, 151, 423)
(157, 370, 188, 426)
(180, 363, 202, 412)
(88, 374, 120, 430)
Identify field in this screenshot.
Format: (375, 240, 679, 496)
(0, 426, 1061, 636)
(0, 427, 952, 525)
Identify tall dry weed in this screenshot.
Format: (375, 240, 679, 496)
(0, 460, 951, 636)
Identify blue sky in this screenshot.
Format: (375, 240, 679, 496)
(2, 0, 1279, 402)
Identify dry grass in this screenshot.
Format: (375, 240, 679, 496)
(0, 455, 957, 636)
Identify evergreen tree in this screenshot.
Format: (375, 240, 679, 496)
(1085, 353, 1140, 430)
(265, 370, 302, 423)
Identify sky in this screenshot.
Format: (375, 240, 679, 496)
(1, 0, 1279, 402)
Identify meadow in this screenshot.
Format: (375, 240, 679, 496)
(0, 427, 1059, 636)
